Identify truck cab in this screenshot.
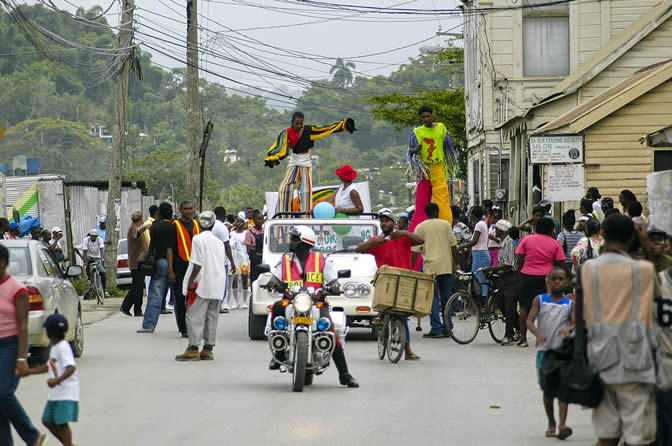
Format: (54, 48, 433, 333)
(248, 215, 381, 340)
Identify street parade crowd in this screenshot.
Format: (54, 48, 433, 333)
(1, 106, 672, 446)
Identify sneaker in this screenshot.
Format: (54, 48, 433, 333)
(422, 331, 444, 338)
(500, 337, 514, 346)
(175, 346, 200, 361)
(166, 304, 175, 311)
(339, 373, 359, 388)
(136, 328, 154, 333)
(219, 306, 230, 314)
(160, 309, 173, 314)
(269, 358, 281, 370)
(35, 433, 48, 446)
(200, 346, 214, 360)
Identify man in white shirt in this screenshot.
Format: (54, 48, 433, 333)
(82, 229, 106, 294)
(212, 206, 236, 312)
(176, 211, 227, 361)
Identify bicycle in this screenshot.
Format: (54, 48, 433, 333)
(443, 268, 507, 345)
(88, 259, 105, 305)
(375, 310, 409, 364)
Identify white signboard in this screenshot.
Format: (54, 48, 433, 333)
(529, 135, 584, 164)
(545, 164, 585, 202)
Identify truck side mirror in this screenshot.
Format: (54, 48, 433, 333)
(337, 269, 351, 279)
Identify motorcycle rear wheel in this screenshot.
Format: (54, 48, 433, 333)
(292, 331, 308, 392)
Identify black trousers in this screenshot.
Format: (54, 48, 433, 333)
(271, 300, 349, 376)
(121, 269, 145, 315)
(495, 270, 521, 339)
(172, 260, 189, 334)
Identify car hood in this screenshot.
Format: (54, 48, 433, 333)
(326, 253, 377, 281)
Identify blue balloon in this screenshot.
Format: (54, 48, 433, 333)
(313, 202, 336, 219)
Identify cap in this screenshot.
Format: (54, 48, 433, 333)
(198, 210, 216, 229)
(405, 205, 415, 213)
(43, 313, 68, 333)
(495, 219, 512, 232)
(51, 226, 62, 233)
(9, 221, 18, 230)
(537, 199, 552, 209)
(335, 164, 357, 181)
(237, 211, 246, 219)
(89, 229, 99, 236)
(400, 212, 409, 219)
(378, 208, 395, 221)
(648, 226, 667, 238)
(579, 215, 592, 222)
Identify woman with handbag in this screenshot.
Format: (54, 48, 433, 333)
(120, 211, 150, 317)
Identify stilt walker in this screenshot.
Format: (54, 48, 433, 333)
(265, 111, 356, 215)
(408, 105, 457, 231)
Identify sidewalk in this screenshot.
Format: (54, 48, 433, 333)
(81, 296, 124, 325)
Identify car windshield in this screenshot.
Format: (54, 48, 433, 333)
(268, 222, 379, 254)
(118, 239, 128, 255)
(6, 247, 32, 277)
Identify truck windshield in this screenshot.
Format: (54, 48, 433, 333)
(268, 223, 379, 254)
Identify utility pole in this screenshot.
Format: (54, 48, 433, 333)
(198, 120, 213, 210)
(104, 0, 135, 290)
(186, 0, 201, 208)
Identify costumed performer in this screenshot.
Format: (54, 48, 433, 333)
(265, 111, 356, 215)
(407, 105, 456, 231)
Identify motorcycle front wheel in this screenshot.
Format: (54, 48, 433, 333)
(292, 331, 308, 392)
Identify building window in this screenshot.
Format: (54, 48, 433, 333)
(523, 0, 569, 77)
(654, 150, 672, 172)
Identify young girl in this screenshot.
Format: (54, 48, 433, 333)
(28, 313, 79, 446)
(527, 266, 574, 440)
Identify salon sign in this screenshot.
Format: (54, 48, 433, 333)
(529, 135, 584, 164)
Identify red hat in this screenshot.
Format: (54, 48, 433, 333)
(335, 164, 357, 181)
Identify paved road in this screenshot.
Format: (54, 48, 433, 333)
(14, 310, 595, 445)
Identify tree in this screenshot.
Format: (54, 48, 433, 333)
(329, 58, 355, 89)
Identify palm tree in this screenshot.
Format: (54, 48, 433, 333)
(329, 58, 356, 89)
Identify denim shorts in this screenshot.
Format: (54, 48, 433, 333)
(42, 400, 79, 425)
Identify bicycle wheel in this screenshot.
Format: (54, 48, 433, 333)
(94, 271, 104, 305)
(486, 296, 506, 344)
(376, 320, 387, 360)
(445, 291, 480, 344)
(387, 318, 406, 364)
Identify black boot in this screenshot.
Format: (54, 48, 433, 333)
(332, 345, 359, 388)
(269, 351, 286, 370)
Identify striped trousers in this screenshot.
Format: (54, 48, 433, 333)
(279, 165, 312, 214)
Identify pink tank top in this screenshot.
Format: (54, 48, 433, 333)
(0, 275, 28, 338)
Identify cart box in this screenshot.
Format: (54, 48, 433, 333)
(372, 265, 435, 316)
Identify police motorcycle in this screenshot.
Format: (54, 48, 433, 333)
(259, 266, 351, 392)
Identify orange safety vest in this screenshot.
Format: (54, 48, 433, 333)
(174, 219, 201, 261)
(282, 251, 325, 289)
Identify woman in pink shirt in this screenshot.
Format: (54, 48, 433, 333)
(0, 244, 48, 446)
(515, 217, 567, 347)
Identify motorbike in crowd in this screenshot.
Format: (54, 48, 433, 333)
(260, 267, 350, 392)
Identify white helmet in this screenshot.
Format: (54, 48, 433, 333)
(290, 225, 316, 247)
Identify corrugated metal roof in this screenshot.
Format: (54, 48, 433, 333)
(533, 59, 672, 134)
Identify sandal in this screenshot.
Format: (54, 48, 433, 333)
(545, 427, 556, 438)
(557, 426, 573, 440)
(518, 341, 529, 348)
(405, 353, 420, 361)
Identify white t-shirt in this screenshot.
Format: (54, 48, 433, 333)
(47, 340, 79, 401)
(183, 231, 227, 300)
(211, 220, 231, 267)
(82, 236, 104, 258)
(473, 220, 489, 251)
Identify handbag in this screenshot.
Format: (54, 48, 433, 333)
(138, 247, 156, 276)
(556, 265, 603, 408)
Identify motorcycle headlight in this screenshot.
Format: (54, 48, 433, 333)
(343, 283, 357, 297)
(316, 317, 331, 331)
(273, 316, 287, 330)
(293, 293, 312, 313)
(357, 284, 371, 296)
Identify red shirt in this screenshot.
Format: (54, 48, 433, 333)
(366, 235, 412, 269)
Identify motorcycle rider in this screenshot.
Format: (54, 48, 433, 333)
(266, 225, 359, 388)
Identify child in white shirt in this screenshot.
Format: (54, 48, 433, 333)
(28, 313, 79, 446)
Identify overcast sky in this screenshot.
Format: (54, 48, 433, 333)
(57, 0, 462, 97)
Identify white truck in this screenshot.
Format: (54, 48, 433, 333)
(248, 215, 381, 340)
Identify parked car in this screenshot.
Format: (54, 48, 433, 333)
(1, 239, 84, 362)
(249, 216, 380, 340)
(116, 238, 131, 287)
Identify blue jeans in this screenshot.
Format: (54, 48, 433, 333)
(430, 274, 453, 334)
(471, 250, 491, 297)
(0, 336, 40, 446)
(142, 258, 169, 330)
